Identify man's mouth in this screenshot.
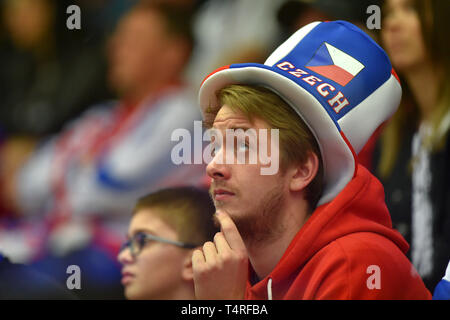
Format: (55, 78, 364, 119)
(213, 188, 235, 201)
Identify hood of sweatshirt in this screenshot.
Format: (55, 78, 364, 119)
(245, 165, 412, 299)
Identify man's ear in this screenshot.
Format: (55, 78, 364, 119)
(181, 250, 194, 282)
(289, 151, 319, 192)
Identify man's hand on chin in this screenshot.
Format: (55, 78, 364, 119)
(192, 210, 248, 300)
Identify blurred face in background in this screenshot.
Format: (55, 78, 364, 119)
(382, 0, 428, 72)
(108, 8, 173, 98)
(3, 0, 54, 50)
(117, 209, 193, 300)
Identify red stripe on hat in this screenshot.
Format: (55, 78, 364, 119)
(306, 65, 354, 86)
(340, 130, 358, 178)
(200, 65, 231, 87)
(391, 68, 400, 84)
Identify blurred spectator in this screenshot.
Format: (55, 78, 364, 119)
(0, 2, 205, 298)
(118, 186, 218, 299)
(276, 0, 381, 38)
(185, 0, 284, 88)
(373, 0, 450, 291)
(0, 0, 112, 136)
(0, 251, 76, 299)
(74, 0, 139, 41)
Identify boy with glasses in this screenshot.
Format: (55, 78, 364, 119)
(118, 186, 217, 300)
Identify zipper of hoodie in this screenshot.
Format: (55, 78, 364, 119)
(267, 277, 273, 300)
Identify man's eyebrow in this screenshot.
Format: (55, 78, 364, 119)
(230, 125, 253, 131)
(209, 126, 258, 139)
(211, 124, 253, 131)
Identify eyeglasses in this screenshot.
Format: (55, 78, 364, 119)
(119, 232, 199, 258)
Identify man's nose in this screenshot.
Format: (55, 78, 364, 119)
(206, 147, 231, 180)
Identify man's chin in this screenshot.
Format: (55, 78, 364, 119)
(214, 202, 240, 217)
(213, 205, 244, 225)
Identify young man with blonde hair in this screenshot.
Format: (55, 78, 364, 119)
(192, 21, 431, 299)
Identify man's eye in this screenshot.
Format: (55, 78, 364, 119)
(237, 142, 249, 151)
(211, 141, 222, 156)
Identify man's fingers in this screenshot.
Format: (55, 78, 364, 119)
(202, 241, 218, 263)
(192, 249, 205, 270)
(213, 231, 231, 254)
(215, 211, 246, 252)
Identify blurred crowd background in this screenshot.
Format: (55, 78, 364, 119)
(0, 0, 448, 299)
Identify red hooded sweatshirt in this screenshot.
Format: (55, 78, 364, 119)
(245, 165, 431, 300)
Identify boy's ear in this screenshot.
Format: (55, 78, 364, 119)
(181, 251, 194, 282)
(289, 151, 319, 192)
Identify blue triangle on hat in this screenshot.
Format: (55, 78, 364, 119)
(306, 42, 333, 67)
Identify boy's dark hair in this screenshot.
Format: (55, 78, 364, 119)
(134, 186, 218, 245)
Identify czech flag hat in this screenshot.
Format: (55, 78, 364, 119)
(199, 21, 401, 205)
